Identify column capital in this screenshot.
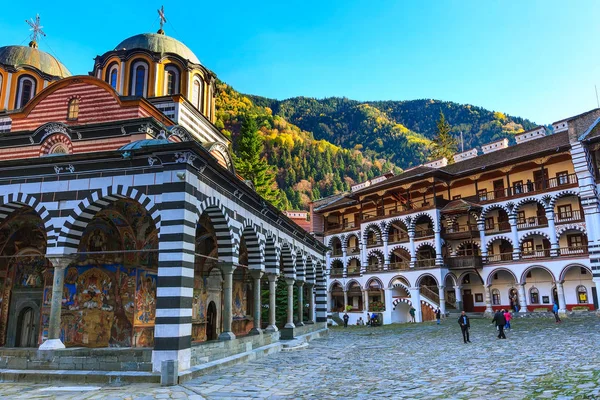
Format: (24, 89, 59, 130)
(285, 278, 296, 286)
(218, 262, 236, 274)
(48, 255, 75, 269)
(249, 269, 264, 279)
(295, 281, 305, 288)
(266, 272, 279, 282)
(437, 285, 445, 290)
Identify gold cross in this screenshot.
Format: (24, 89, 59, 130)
(25, 14, 46, 44)
(158, 6, 167, 31)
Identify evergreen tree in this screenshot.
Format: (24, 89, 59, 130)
(429, 111, 458, 162)
(233, 115, 284, 208)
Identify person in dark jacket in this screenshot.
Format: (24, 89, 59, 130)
(435, 307, 441, 325)
(492, 309, 507, 339)
(343, 313, 349, 328)
(458, 311, 471, 343)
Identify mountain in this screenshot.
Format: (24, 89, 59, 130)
(249, 96, 537, 168)
(215, 85, 537, 211)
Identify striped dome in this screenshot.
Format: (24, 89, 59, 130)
(0, 45, 71, 78)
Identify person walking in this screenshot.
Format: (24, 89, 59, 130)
(371, 312, 378, 326)
(435, 307, 441, 325)
(552, 303, 562, 323)
(492, 309, 507, 339)
(504, 309, 512, 330)
(458, 311, 471, 343)
(409, 306, 416, 323)
(343, 313, 349, 328)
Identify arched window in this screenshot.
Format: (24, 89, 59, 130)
(164, 65, 179, 95)
(577, 285, 588, 304)
(67, 98, 80, 120)
(49, 143, 69, 155)
(492, 289, 500, 305)
(529, 287, 539, 304)
(192, 76, 203, 111)
(130, 61, 148, 97)
(105, 63, 119, 90)
(15, 75, 36, 109)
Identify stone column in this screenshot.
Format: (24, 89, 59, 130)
(219, 263, 236, 340)
(285, 278, 296, 329)
(478, 219, 487, 261)
(265, 274, 278, 332)
(509, 214, 521, 260)
(249, 270, 264, 335)
(438, 285, 446, 315)
(307, 284, 315, 323)
(454, 285, 463, 311)
(343, 289, 348, 311)
(484, 285, 494, 316)
(517, 283, 528, 312)
(408, 228, 416, 268)
(545, 205, 559, 257)
(296, 281, 305, 326)
(39, 256, 71, 350)
(363, 289, 370, 312)
(326, 290, 332, 313)
(360, 240, 367, 275)
(383, 234, 390, 270)
(342, 247, 348, 271)
(434, 229, 443, 266)
(556, 281, 567, 314)
(409, 287, 422, 322)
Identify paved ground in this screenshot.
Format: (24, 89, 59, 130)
(0, 316, 599, 399)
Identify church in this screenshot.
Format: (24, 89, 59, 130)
(0, 12, 327, 381)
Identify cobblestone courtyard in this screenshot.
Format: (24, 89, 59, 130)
(1, 316, 599, 399)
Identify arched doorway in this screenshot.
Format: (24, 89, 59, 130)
(16, 307, 36, 347)
(206, 301, 217, 341)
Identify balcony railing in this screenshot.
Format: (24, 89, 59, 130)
(325, 221, 356, 231)
(442, 224, 479, 239)
(366, 239, 383, 248)
(517, 216, 548, 230)
(414, 228, 435, 239)
(415, 258, 436, 268)
(331, 249, 343, 257)
(486, 246, 589, 264)
(420, 286, 440, 303)
(388, 232, 409, 244)
(555, 210, 583, 224)
(366, 264, 384, 273)
(347, 247, 361, 255)
(486, 252, 514, 263)
(330, 268, 343, 277)
(521, 249, 551, 260)
(388, 261, 410, 271)
(445, 255, 483, 269)
(477, 173, 578, 202)
(484, 222, 511, 234)
(347, 266, 361, 276)
(559, 245, 588, 256)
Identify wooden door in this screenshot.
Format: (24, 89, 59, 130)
(206, 301, 217, 341)
(493, 179, 505, 199)
(533, 169, 549, 190)
(463, 289, 474, 312)
(16, 307, 36, 347)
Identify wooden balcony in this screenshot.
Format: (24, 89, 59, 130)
(559, 245, 588, 256)
(484, 222, 511, 234)
(485, 246, 588, 265)
(442, 224, 479, 240)
(388, 232, 409, 244)
(388, 261, 410, 271)
(347, 266, 361, 276)
(366, 239, 383, 248)
(475, 173, 578, 203)
(366, 264, 384, 273)
(414, 228, 434, 239)
(415, 258, 436, 268)
(555, 210, 584, 224)
(444, 255, 483, 269)
(330, 268, 343, 278)
(517, 216, 548, 230)
(347, 247, 361, 255)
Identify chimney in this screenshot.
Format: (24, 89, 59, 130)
(453, 148, 478, 163)
(552, 120, 568, 133)
(424, 157, 448, 169)
(481, 138, 509, 154)
(515, 126, 546, 144)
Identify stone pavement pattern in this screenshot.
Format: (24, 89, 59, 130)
(1, 316, 599, 399)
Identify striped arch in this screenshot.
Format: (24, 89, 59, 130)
(518, 230, 551, 246)
(39, 133, 73, 156)
(559, 263, 592, 282)
(56, 185, 160, 252)
(520, 265, 556, 284)
(456, 240, 480, 252)
(550, 190, 580, 207)
(362, 222, 383, 242)
(345, 279, 362, 291)
(556, 224, 587, 238)
(385, 217, 409, 235)
(280, 242, 296, 279)
(421, 300, 435, 311)
(343, 232, 361, 248)
(264, 234, 280, 275)
(388, 275, 411, 289)
(240, 221, 265, 270)
(416, 273, 439, 287)
(327, 235, 343, 249)
(486, 235, 513, 253)
(389, 243, 410, 255)
(365, 277, 384, 289)
(367, 249, 384, 264)
(392, 298, 412, 310)
(0, 193, 54, 246)
(486, 267, 518, 285)
(295, 249, 306, 282)
(416, 241, 435, 251)
(514, 196, 547, 212)
(409, 212, 435, 230)
(442, 241, 454, 256)
(346, 255, 361, 267)
(197, 197, 237, 264)
(480, 204, 511, 220)
(305, 256, 316, 285)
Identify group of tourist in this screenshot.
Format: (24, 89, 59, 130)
(342, 312, 380, 327)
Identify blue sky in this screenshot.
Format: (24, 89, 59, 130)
(1, 1, 599, 124)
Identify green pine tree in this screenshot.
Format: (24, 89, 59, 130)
(234, 115, 285, 208)
(429, 111, 458, 162)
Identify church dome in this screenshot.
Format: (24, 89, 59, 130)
(0, 45, 71, 78)
(115, 33, 201, 65)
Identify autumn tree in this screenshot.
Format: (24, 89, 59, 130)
(429, 111, 458, 163)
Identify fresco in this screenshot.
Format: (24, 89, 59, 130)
(135, 270, 156, 325)
(232, 281, 247, 319)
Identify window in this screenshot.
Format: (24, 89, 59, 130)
(164, 66, 179, 95)
(556, 171, 569, 185)
(130, 61, 148, 97)
(492, 289, 500, 305)
(517, 211, 526, 225)
(192, 77, 203, 111)
(67, 98, 79, 120)
(452, 195, 461, 200)
(105, 63, 119, 90)
(557, 204, 572, 220)
(49, 143, 69, 154)
(15, 76, 36, 109)
(567, 234, 585, 249)
(485, 217, 494, 230)
(577, 285, 588, 304)
(522, 239, 534, 255)
(477, 189, 487, 201)
(513, 180, 523, 194)
(529, 287, 539, 304)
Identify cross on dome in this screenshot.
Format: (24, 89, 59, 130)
(26, 14, 46, 48)
(157, 6, 167, 34)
